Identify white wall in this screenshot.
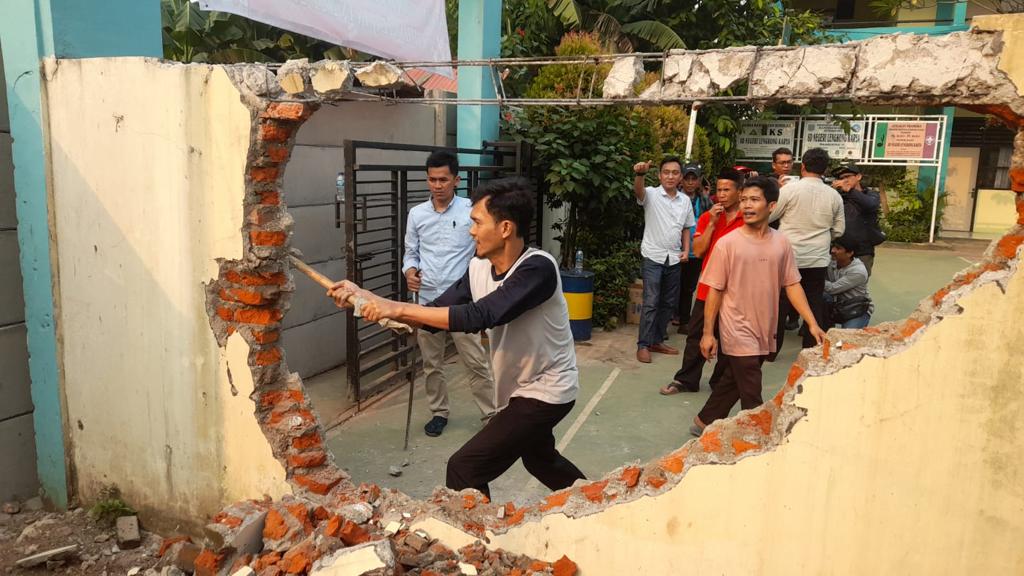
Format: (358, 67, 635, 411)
(43, 58, 290, 530)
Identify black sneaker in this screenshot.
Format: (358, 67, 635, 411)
(424, 416, 448, 437)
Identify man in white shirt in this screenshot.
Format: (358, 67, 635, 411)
(769, 147, 845, 349)
(633, 156, 696, 364)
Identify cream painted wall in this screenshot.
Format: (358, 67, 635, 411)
(43, 58, 289, 529)
(476, 268, 1024, 574)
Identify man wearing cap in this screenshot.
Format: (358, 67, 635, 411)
(832, 164, 883, 275)
(633, 156, 696, 364)
(675, 162, 713, 333)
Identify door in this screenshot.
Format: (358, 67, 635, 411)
(941, 147, 979, 232)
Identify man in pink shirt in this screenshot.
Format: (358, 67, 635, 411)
(691, 176, 826, 436)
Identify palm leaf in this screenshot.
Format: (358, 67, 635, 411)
(547, 0, 584, 28)
(209, 48, 274, 64)
(620, 20, 685, 50)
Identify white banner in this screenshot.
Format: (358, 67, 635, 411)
(194, 0, 453, 76)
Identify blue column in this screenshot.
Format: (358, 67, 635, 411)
(456, 0, 502, 173)
(0, 0, 161, 508)
(916, 4, 964, 201)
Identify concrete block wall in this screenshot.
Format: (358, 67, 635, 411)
(0, 41, 39, 502)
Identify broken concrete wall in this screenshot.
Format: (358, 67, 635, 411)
(41, 58, 295, 531)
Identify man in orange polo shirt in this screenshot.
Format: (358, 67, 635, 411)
(660, 168, 745, 395)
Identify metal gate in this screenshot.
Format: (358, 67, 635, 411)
(339, 140, 537, 407)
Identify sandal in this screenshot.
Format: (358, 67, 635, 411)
(659, 381, 693, 395)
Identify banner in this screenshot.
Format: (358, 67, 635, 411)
(802, 120, 865, 160)
(194, 0, 453, 76)
(872, 121, 941, 160)
(735, 120, 797, 159)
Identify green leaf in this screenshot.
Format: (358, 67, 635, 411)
(547, 0, 583, 28)
(209, 48, 273, 64)
(620, 20, 685, 50)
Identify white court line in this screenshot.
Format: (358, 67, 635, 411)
(524, 367, 621, 491)
(959, 256, 976, 265)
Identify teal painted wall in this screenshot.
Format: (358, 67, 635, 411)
(0, 0, 161, 507)
(456, 0, 501, 170)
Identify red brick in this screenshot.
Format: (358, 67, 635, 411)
(312, 506, 330, 523)
(280, 539, 314, 574)
(262, 102, 312, 121)
(157, 536, 191, 558)
(230, 554, 253, 574)
(338, 520, 371, 546)
(263, 509, 289, 541)
(731, 438, 759, 455)
(822, 337, 831, 361)
(254, 552, 281, 572)
(645, 475, 667, 489)
(580, 480, 608, 503)
(699, 429, 722, 453)
(217, 307, 234, 321)
(266, 145, 291, 164)
(539, 490, 570, 512)
(529, 561, 551, 572)
(505, 507, 527, 526)
(291, 431, 322, 451)
(284, 502, 314, 533)
(254, 347, 282, 366)
(293, 468, 344, 495)
(211, 511, 243, 528)
(253, 329, 280, 344)
(220, 288, 268, 306)
(260, 190, 281, 205)
(194, 549, 226, 576)
(895, 318, 925, 341)
(234, 308, 282, 325)
(286, 450, 325, 469)
(260, 121, 291, 143)
(620, 466, 641, 488)
(250, 230, 288, 247)
(553, 555, 578, 576)
(462, 494, 476, 510)
(269, 409, 315, 427)
(259, 389, 304, 409)
(225, 270, 287, 287)
(743, 408, 773, 436)
(659, 454, 684, 474)
(1017, 193, 1024, 225)
(996, 234, 1024, 260)
(1011, 167, 1024, 193)
(324, 515, 342, 538)
(251, 166, 280, 183)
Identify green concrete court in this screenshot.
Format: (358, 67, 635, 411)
(306, 239, 988, 506)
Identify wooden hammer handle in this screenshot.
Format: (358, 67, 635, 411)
(287, 255, 413, 334)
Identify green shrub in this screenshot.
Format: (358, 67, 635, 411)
(589, 242, 641, 330)
(89, 485, 136, 528)
(881, 178, 943, 243)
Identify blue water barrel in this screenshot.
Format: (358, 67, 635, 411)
(561, 270, 595, 341)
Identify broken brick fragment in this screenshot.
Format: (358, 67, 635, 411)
(293, 467, 347, 495)
(462, 494, 476, 510)
(259, 121, 292, 143)
(731, 438, 759, 455)
(254, 551, 282, 572)
(234, 308, 283, 325)
(261, 102, 314, 121)
(645, 475, 667, 489)
(280, 538, 316, 574)
(265, 144, 291, 164)
(225, 270, 288, 287)
(620, 466, 641, 488)
(699, 428, 722, 453)
(259, 191, 282, 205)
(539, 491, 570, 512)
(287, 450, 327, 469)
(193, 549, 227, 576)
(254, 347, 283, 366)
(580, 480, 608, 503)
(251, 166, 280, 183)
(553, 555, 579, 576)
(250, 230, 288, 247)
(157, 535, 192, 558)
(338, 519, 371, 546)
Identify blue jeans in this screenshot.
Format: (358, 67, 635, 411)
(638, 257, 681, 349)
(841, 313, 871, 329)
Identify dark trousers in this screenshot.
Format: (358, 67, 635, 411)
(860, 254, 874, 276)
(676, 258, 703, 325)
(638, 257, 681, 348)
(672, 299, 726, 391)
(697, 353, 766, 425)
(445, 397, 585, 499)
(779, 266, 827, 349)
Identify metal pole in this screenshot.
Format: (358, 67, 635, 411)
(685, 101, 702, 161)
(928, 163, 944, 243)
(404, 291, 418, 451)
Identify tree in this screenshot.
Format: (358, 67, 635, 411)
(546, 0, 686, 51)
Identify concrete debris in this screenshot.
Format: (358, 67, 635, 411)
(277, 58, 311, 95)
(171, 541, 201, 573)
(2, 501, 20, 515)
(339, 502, 373, 525)
(15, 544, 78, 568)
(17, 516, 59, 543)
(604, 55, 644, 98)
(127, 567, 141, 576)
(24, 497, 44, 512)
(388, 465, 403, 477)
(750, 45, 856, 99)
(94, 532, 110, 543)
(116, 515, 142, 549)
(309, 540, 397, 575)
(310, 60, 354, 97)
(459, 562, 479, 575)
(354, 60, 405, 89)
(231, 566, 256, 576)
(383, 521, 402, 535)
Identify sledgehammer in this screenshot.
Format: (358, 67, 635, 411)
(287, 254, 413, 334)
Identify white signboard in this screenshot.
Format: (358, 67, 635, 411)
(736, 121, 797, 158)
(194, 0, 453, 76)
(802, 120, 865, 160)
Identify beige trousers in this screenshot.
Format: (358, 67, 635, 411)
(416, 329, 496, 420)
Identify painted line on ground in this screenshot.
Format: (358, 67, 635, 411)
(959, 256, 976, 265)
(525, 367, 621, 491)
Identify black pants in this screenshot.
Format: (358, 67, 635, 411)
(697, 353, 766, 425)
(446, 397, 585, 499)
(779, 266, 827, 349)
(676, 258, 703, 325)
(672, 299, 725, 391)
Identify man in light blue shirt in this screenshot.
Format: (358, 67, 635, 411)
(403, 150, 496, 437)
